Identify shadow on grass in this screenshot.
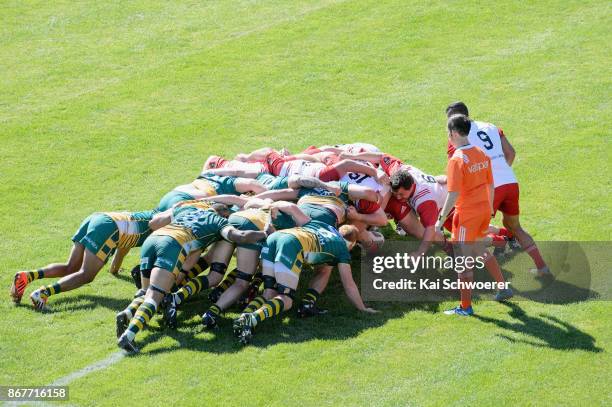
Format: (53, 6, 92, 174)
(474, 302, 603, 353)
(140, 300, 440, 356)
(47, 294, 129, 313)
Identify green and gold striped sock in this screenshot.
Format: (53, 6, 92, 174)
(175, 275, 209, 305)
(123, 296, 145, 318)
(190, 257, 210, 276)
(301, 288, 320, 306)
(26, 269, 45, 283)
(217, 268, 238, 292)
(41, 282, 61, 297)
(243, 295, 266, 313)
(125, 299, 157, 341)
(208, 304, 222, 317)
(253, 298, 285, 324)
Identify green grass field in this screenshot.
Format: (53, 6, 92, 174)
(1, 0, 611, 405)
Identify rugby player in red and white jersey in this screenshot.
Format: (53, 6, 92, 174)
(203, 155, 267, 177)
(337, 150, 447, 254)
(445, 102, 549, 276)
(301, 142, 381, 155)
(224, 147, 389, 184)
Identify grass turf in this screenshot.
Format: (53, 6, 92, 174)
(1, 0, 610, 405)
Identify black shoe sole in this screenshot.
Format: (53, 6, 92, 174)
(116, 313, 129, 339)
(117, 336, 140, 354)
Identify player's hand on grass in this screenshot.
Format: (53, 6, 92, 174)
(362, 307, 379, 314)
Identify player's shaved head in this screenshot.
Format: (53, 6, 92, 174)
(446, 101, 469, 117)
(447, 114, 471, 137)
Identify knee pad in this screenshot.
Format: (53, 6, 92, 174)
(194, 256, 209, 273)
(209, 262, 227, 276)
(134, 288, 146, 298)
(140, 268, 152, 279)
(275, 284, 296, 299)
(149, 284, 167, 295)
(263, 275, 277, 290)
(234, 269, 253, 282)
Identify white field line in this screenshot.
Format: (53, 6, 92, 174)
(4, 352, 124, 407)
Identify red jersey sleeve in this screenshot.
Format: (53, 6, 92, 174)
(485, 156, 493, 185)
(447, 140, 456, 159)
(301, 145, 321, 154)
(415, 200, 438, 228)
(384, 197, 411, 222)
(446, 156, 463, 193)
(380, 154, 403, 176)
(355, 199, 381, 214)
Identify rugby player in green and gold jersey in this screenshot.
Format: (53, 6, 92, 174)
(159, 174, 342, 304)
(251, 181, 386, 316)
(10, 210, 157, 310)
(155, 172, 267, 212)
(196, 197, 312, 330)
(115, 200, 271, 354)
(234, 221, 377, 345)
(160, 195, 307, 328)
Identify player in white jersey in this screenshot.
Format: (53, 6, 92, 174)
(203, 155, 267, 177)
(321, 143, 381, 154)
(228, 147, 387, 184)
(445, 102, 549, 276)
(338, 163, 391, 252)
(337, 149, 450, 254)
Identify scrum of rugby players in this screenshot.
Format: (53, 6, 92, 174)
(10, 101, 549, 353)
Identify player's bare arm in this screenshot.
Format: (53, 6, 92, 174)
(149, 209, 173, 230)
(203, 194, 249, 207)
(435, 191, 458, 230)
(235, 147, 274, 162)
(109, 247, 130, 275)
(182, 249, 204, 271)
(346, 206, 388, 227)
(338, 151, 383, 164)
(253, 188, 300, 201)
(202, 168, 258, 178)
(222, 226, 269, 245)
(333, 159, 379, 178)
(337, 263, 377, 313)
(347, 184, 379, 203)
(501, 136, 516, 166)
(287, 175, 337, 194)
(242, 197, 274, 209)
(271, 201, 312, 226)
(235, 177, 268, 194)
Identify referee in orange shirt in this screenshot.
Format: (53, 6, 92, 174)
(435, 114, 512, 316)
